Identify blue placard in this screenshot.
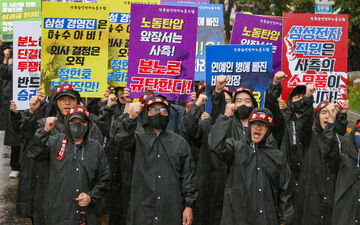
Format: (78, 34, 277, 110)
(167, 3, 225, 81)
(205, 45, 273, 113)
(315, 5, 332, 14)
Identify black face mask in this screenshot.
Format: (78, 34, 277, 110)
(292, 99, 304, 113)
(147, 113, 169, 130)
(69, 123, 88, 139)
(235, 105, 253, 120)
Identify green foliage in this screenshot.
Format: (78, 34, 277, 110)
(334, 0, 360, 26)
(348, 86, 360, 114)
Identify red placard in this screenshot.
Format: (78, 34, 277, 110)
(281, 13, 348, 108)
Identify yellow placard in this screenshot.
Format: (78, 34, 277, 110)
(99, 0, 160, 87)
(41, 2, 109, 98)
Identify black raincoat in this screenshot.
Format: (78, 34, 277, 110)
(296, 115, 341, 225)
(28, 120, 110, 225)
(112, 113, 198, 225)
(184, 104, 227, 225)
(333, 120, 360, 225)
(208, 114, 294, 225)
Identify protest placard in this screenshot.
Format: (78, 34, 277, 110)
(282, 13, 348, 107)
(41, 2, 109, 98)
(127, 4, 198, 101)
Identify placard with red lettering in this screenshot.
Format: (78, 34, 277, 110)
(282, 13, 348, 107)
(127, 4, 198, 101)
(13, 21, 41, 110)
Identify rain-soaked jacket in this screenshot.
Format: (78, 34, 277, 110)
(28, 119, 110, 225)
(209, 114, 294, 225)
(296, 114, 341, 225)
(332, 120, 360, 225)
(112, 113, 198, 225)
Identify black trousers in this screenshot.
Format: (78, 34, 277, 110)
(10, 146, 20, 171)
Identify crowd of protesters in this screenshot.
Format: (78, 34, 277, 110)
(1, 36, 360, 225)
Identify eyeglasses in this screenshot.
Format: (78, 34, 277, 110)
(148, 106, 168, 115)
(251, 122, 268, 130)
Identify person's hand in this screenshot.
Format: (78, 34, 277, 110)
(326, 103, 337, 124)
(75, 193, 91, 207)
(273, 71, 287, 85)
(129, 102, 143, 119)
(29, 96, 41, 114)
(278, 97, 286, 112)
(340, 99, 350, 114)
(224, 103, 236, 118)
(10, 100, 19, 114)
(201, 112, 210, 120)
(215, 75, 228, 93)
(182, 207, 193, 225)
(305, 84, 316, 98)
(44, 117, 57, 132)
(8, 58, 13, 66)
(36, 85, 46, 102)
(123, 87, 132, 103)
(195, 94, 208, 107)
(190, 92, 196, 102)
(107, 95, 118, 107)
(100, 88, 110, 103)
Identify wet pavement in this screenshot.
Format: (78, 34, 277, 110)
(0, 131, 31, 225)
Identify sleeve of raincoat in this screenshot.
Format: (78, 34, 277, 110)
(181, 140, 198, 208)
(88, 145, 111, 204)
(94, 104, 114, 138)
(321, 122, 341, 174)
(278, 159, 294, 225)
(334, 111, 348, 136)
(208, 114, 234, 163)
(111, 113, 137, 152)
(265, 83, 286, 145)
(184, 104, 203, 142)
(210, 91, 226, 125)
(20, 111, 41, 142)
(294, 96, 314, 150)
(27, 122, 60, 161)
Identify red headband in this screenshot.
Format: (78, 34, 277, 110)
(233, 87, 253, 98)
(197, 82, 206, 95)
(66, 106, 90, 119)
(222, 86, 232, 93)
(144, 97, 170, 109)
(248, 112, 274, 126)
(315, 102, 330, 116)
(139, 93, 153, 103)
(356, 121, 360, 130)
(55, 84, 77, 95)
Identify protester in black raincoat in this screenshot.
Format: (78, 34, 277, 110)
(184, 84, 230, 225)
(96, 86, 132, 225)
(332, 120, 360, 225)
(28, 105, 110, 225)
(209, 107, 293, 225)
(297, 102, 341, 225)
(17, 84, 103, 225)
(112, 95, 197, 225)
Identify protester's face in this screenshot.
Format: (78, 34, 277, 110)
(250, 121, 269, 144)
(147, 102, 168, 116)
(57, 96, 78, 116)
(116, 88, 126, 104)
(234, 92, 253, 108)
(291, 94, 303, 103)
(319, 108, 330, 129)
(224, 92, 232, 104)
(69, 117, 88, 127)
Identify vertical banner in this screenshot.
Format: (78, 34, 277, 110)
(127, 4, 198, 101)
(13, 21, 41, 110)
(106, 0, 160, 87)
(231, 13, 282, 74)
(0, 0, 41, 42)
(41, 2, 109, 98)
(205, 45, 273, 112)
(168, 3, 224, 81)
(282, 13, 348, 107)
